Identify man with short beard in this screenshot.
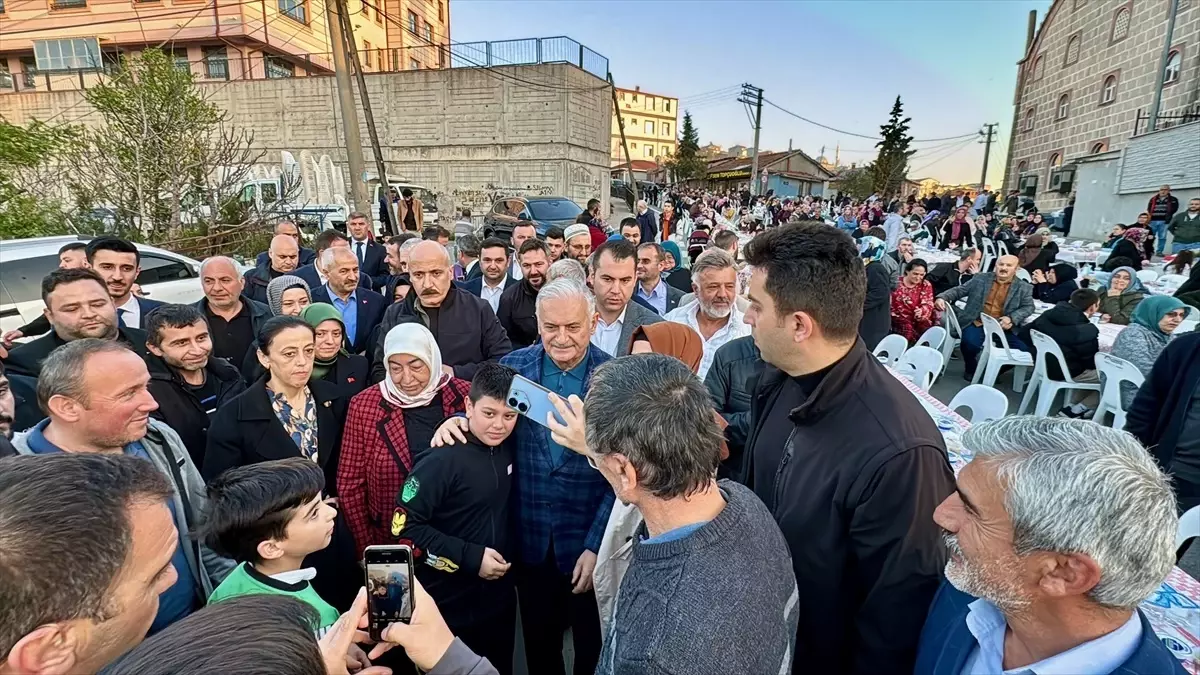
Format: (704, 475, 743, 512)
(3, 268, 150, 378)
(916, 417, 1183, 674)
(634, 243, 684, 315)
(563, 224, 593, 266)
(144, 304, 246, 471)
(0, 362, 15, 457)
(663, 249, 750, 378)
(371, 241, 512, 382)
(87, 237, 165, 330)
(589, 239, 661, 356)
(498, 239, 552, 348)
(461, 237, 517, 313)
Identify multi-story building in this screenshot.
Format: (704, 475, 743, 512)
(610, 85, 679, 166)
(0, 0, 447, 91)
(1003, 0, 1200, 211)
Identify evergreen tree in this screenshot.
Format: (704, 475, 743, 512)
(869, 96, 915, 198)
(665, 111, 706, 181)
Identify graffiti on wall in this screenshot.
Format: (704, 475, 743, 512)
(450, 183, 555, 212)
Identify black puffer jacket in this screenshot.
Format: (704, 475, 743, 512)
(146, 354, 246, 471)
(704, 335, 763, 481)
(1021, 302, 1098, 379)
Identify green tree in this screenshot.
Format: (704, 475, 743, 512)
(869, 96, 916, 198)
(832, 166, 874, 201)
(0, 118, 79, 239)
(665, 111, 707, 182)
(71, 48, 262, 239)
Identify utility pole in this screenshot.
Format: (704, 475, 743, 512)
(325, 0, 370, 215)
(609, 74, 639, 205)
(739, 83, 763, 196)
(336, 0, 392, 230)
(978, 123, 998, 193)
(1148, 0, 1182, 132)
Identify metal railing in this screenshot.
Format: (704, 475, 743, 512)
(1133, 103, 1200, 136)
(0, 37, 609, 94)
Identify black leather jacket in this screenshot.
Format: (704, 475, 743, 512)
(704, 335, 762, 481)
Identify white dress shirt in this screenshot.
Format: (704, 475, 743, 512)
(480, 276, 507, 314)
(664, 300, 750, 378)
(117, 295, 140, 329)
(509, 259, 524, 281)
(960, 598, 1141, 675)
(591, 307, 627, 356)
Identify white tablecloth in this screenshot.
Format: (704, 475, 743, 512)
(889, 368, 1200, 673)
(914, 248, 961, 265)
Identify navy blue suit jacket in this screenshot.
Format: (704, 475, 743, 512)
(458, 275, 517, 298)
(309, 286, 388, 354)
(292, 263, 372, 293)
(128, 296, 165, 330)
(348, 239, 390, 289)
(914, 581, 1187, 674)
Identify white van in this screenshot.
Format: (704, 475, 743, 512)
(0, 236, 206, 334)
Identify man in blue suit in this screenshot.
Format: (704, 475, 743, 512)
(293, 229, 372, 292)
(459, 237, 516, 313)
(346, 211, 390, 289)
(86, 237, 163, 330)
(915, 417, 1187, 675)
(499, 277, 612, 675)
(309, 246, 386, 355)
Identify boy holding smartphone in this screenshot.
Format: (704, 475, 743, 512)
(394, 362, 519, 675)
(198, 458, 341, 636)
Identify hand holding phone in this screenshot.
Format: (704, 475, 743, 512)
(364, 545, 415, 641)
(506, 374, 566, 430)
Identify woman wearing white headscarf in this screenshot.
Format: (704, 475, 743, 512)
(336, 323, 472, 556)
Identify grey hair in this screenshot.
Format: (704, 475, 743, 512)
(457, 233, 482, 258)
(199, 255, 239, 277)
(398, 237, 423, 256)
(546, 258, 587, 284)
(690, 247, 737, 286)
(534, 278, 595, 321)
(898, 235, 913, 245)
(37, 338, 131, 414)
(584, 354, 722, 499)
(959, 247, 979, 262)
(965, 416, 1177, 609)
(320, 245, 357, 269)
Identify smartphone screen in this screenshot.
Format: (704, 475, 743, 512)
(505, 374, 566, 429)
(364, 545, 414, 640)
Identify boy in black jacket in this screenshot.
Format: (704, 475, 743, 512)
(393, 362, 518, 674)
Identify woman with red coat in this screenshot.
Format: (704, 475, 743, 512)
(890, 259, 939, 345)
(337, 322, 471, 556)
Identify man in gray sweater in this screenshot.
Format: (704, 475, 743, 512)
(579, 354, 799, 675)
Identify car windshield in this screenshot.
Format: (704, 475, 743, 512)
(528, 200, 583, 221)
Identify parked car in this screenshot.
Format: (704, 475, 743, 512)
(0, 235, 207, 334)
(481, 196, 584, 241)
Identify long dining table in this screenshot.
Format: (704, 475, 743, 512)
(889, 369, 1200, 673)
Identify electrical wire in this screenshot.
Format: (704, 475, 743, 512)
(763, 98, 980, 144)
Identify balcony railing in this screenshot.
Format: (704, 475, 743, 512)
(0, 37, 609, 94)
(1133, 103, 1200, 136)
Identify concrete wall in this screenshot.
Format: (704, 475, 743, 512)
(0, 63, 612, 219)
(1071, 121, 1200, 242)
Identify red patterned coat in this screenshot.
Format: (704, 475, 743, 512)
(337, 379, 471, 557)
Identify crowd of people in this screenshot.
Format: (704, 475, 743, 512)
(0, 184, 1195, 675)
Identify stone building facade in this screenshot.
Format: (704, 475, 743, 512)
(1004, 0, 1200, 212)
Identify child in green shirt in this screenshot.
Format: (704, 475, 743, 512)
(198, 457, 341, 636)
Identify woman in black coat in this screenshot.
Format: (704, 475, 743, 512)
(858, 236, 893, 351)
(203, 316, 358, 610)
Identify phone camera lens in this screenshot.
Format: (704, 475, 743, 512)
(518, 402, 528, 412)
(508, 397, 518, 406)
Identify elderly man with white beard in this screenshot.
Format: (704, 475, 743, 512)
(663, 248, 750, 378)
(915, 417, 1186, 675)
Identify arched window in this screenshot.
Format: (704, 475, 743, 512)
(1165, 51, 1183, 85)
(1112, 7, 1131, 41)
(1024, 107, 1036, 131)
(1034, 54, 1045, 80)
(1047, 153, 1063, 183)
(1101, 75, 1117, 105)
(1090, 141, 1107, 154)
(1017, 160, 1029, 175)
(1065, 35, 1081, 66)
(1056, 93, 1070, 120)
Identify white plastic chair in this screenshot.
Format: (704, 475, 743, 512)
(1179, 505, 1200, 557)
(915, 326, 947, 352)
(974, 314, 1032, 391)
(1015, 268, 1032, 283)
(1092, 353, 1145, 430)
(897, 346, 944, 391)
(940, 310, 962, 376)
(1136, 269, 1159, 284)
(948, 384, 1009, 423)
(873, 334, 909, 368)
(1017, 330, 1103, 417)
(1178, 319, 1198, 334)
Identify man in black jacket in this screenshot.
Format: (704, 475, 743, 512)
(3, 268, 149, 379)
(253, 220, 317, 268)
(704, 335, 762, 480)
(925, 247, 980, 296)
(371, 241, 512, 382)
(196, 256, 271, 365)
(740, 223, 955, 674)
(144, 304, 246, 470)
(395, 363, 518, 673)
(1021, 289, 1101, 417)
(497, 239, 551, 349)
(243, 234, 301, 305)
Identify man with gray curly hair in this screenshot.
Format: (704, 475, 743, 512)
(915, 416, 1184, 674)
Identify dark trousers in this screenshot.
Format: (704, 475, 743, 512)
(960, 322, 1028, 377)
(454, 602, 517, 675)
(516, 547, 602, 675)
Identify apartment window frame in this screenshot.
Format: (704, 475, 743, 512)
(171, 49, 191, 73)
(203, 46, 229, 80)
(1023, 107, 1036, 132)
(1099, 71, 1119, 106)
(665, 100, 671, 112)
(33, 37, 102, 71)
(1164, 46, 1184, 86)
(362, 40, 372, 69)
(277, 0, 308, 25)
(1055, 91, 1071, 121)
(407, 11, 418, 34)
(1089, 139, 1109, 154)
(423, 21, 433, 43)
(49, 0, 88, 10)
(438, 1, 443, 21)
(1016, 160, 1029, 176)
(264, 55, 294, 78)
(1046, 150, 1064, 186)
(663, 122, 670, 137)
(409, 58, 421, 70)
(0, 0, 6, 13)
(1063, 31, 1082, 68)
(644, 120, 654, 135)
(1110, 3, 1133, 44)
(643, 145, 653, 158)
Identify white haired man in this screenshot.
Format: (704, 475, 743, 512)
(195, 256, 270, 364)
(916, 417, 1185, 674)
(663, 248, 750, 378)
